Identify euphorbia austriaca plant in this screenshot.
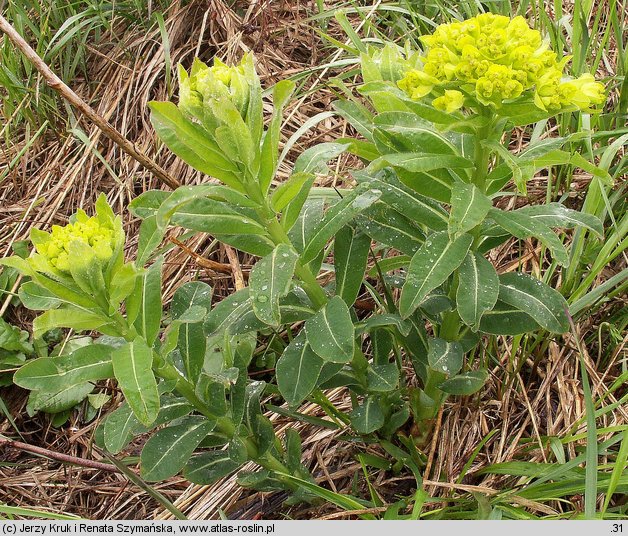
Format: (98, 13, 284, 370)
(2, 14, 608, 499)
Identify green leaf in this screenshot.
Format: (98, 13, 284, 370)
(356, 203, 425, 256)
(148, 101, 242, 189)
(305, 296, 354, 363)
(286, 198, 325, 251)
(356, 173, 448, 231)
(371, 152, 474, 174)
(249, 244, 299, 327)
(112, 338, 160, 426)
(27, 383, 93, 414)
(271, 172, 315, 213)
(127, 258, 163, 346)
(396, 167, 455, 203)
(427, 338, 463, 376)
(301, 187, 382, 264)
(103, 395, 193, 454)
(170, 198, 267, 235)
(293, 142, 348, 174)
(498, 272, 569, 333)
(333, 99, 374, 141)
(334, 226, 371, 306)
(32, 307, 113, 340)
(128, 190, 170, 219)
(140, 415, 215, 481)
(184, 451, 242, 485)
(172, 282, 213, 383)
(400, 231, 473, 318)
(67, 241, 107, 303)
(259, 80, 296, 194)
(203, 288, 264, 338)
(489, 208, 569, 267)
(456, 252, 499, 329)
(14, 344, 114, 392)
(516, 203, 604, 237)
(373, 113, 459, 155)
(449, 183, 492, 238)
(350, 397, 385, 434)
(439, 370, 488, 395)
(276, 331, 324, 407)
(479, 301, 541, 335)
(367, 363, 399, 392)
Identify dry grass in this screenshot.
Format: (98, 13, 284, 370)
(0, 0, 626, 520)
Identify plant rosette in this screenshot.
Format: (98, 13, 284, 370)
(3, 15, 609, 502)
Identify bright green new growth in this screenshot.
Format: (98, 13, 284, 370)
(397, 13, 606, 111)
(32, 213, 115, 272)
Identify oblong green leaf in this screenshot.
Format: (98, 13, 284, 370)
(334, 226, 371, 306)
(276, 331, 324, 407)
(479, 300, 541, 335)
(350, 397, 385, 434)
(516, 203, 604, 237)
(456, 252, 499, 329)
(250, 244, 299, 327)
(305, 296, 355, 363)
(183, 451, 242, 485)
(356, 203, 425, 256)
(170, 198, 267, 235)
(498, 272, 569, 333)
(400, 231, 473, 318)
(490, 208, 569, 267)
(126, 257, 163, 346)
(356, 172, 448, 231)
(149, 102, 241, 189)
(301, 187, 382, 264)
(427, 338, 463, 376)
(439, 369, 488, 395)
(112, 338, 160, 426)
(449, 183, 492, 238)
(14, 344, 114, 392)
(141, 415, 215, 481)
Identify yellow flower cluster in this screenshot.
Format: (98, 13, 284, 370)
(178, 56, 252, 121)
(397, 13, 605, 112)
(35, 214, 115, 272)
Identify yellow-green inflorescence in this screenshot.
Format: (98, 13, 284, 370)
(33, 211, 115, 272)
(178, 55, 255, 122)
(397, 14, 605, 112)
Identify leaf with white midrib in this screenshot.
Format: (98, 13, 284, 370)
(400, 231, 473, 318)
(301, 186, 381, 264)
(305, 296, 355, 363)
(498, 272, 569, 333)
(449, 183, 492, 238)
(427, 338, 463, 376)
(112, 339, 160, 426)
(250, 244, 299, 327)
(140, 416, 215, 481)
(490, 208, 569, 266)
(276, 332, 324, 406)
(456, 252, 499, 329)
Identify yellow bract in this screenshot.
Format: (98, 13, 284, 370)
(397, 14, 605, 112)
(35, 215, 115, 272)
